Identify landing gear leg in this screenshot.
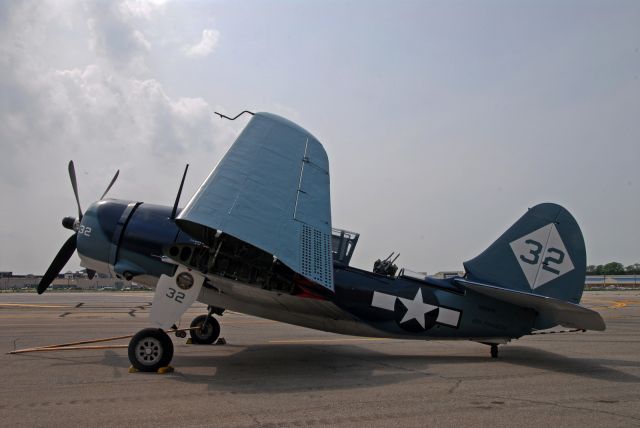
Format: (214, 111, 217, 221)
(202, 306, 215, 330)
(490, 344, 498, 359)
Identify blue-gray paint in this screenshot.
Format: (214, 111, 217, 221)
(176, 112, 334, 290)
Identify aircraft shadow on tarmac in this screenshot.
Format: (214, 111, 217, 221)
(29, 343, 639, 392)
(498, 346, 640, 383)
(119, 343, 640, 391)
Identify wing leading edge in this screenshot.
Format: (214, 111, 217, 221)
(176, 112, 334, 291)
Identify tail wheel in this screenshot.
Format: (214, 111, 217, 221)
(128, 328, 174, 372)
(190, 315, 220, 344)
(490, 344, 499, 358)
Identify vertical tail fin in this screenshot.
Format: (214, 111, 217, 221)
(463, 203, 586, 304)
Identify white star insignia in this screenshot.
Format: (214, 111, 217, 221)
(370, 289, 461, 329)
(398, 288, 438, 328)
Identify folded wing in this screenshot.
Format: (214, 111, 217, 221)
(176, 112, 334, 291)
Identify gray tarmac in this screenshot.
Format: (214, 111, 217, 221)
(1, 291, 639, 427)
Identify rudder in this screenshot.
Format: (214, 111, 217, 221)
(463, 203, 586, 304)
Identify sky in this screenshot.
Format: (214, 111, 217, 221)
(1, 0, 639, 276)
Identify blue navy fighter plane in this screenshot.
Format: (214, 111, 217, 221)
(38, 112, 605, 371)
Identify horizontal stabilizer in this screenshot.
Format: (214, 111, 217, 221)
(455, 278, 605, 331)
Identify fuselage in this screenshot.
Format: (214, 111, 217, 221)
(77, 199, 192, 286)
(77, 199, 535, 341)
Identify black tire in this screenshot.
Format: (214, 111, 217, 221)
(128, 328, 174, 372)
(189, 315, 220, 344)
(490, 345, 498, 359)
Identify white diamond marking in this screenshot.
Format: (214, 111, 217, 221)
(509, 223, 574, 290)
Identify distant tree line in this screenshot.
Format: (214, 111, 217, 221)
(587, 262, 640, 275)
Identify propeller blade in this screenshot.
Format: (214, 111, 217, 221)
(37, 234, 77, 294)
(68, 161, 83, 221)
(87, 269, 96, 280)
(171, 164, 189, 220)
(100, 169, 120, 200)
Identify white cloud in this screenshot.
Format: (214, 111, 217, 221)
(85, 2, 152, 74)
(0, 3, 226, 168)
(48, 65, 221, 157)
(119, 0, 168, 19)
(183, 29, 220, 58)
(0, 1, 234, 273)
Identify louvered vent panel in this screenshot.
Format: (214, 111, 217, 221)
(300, 224, 333, 289)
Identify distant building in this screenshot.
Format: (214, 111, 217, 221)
(1, 270, 638, 291)
(0, 271, 150, 291)
(585, 275, 639, 289)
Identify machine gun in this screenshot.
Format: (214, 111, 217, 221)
(373, 252, 400, 277)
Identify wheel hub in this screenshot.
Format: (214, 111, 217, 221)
(135, 337, 162, 366)
(199, 324, 211, 336)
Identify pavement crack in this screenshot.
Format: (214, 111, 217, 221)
(245, 411, 261, 426)
(447, 379, 462, 394)
(476, 393, 640, 422)
(313, 345, 432, 377)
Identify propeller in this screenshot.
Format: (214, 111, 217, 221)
(100, 170, 119, 200)
(37, 161, 119, 294)
(38, 235, 77, 294)
(68, 161, 83, 221)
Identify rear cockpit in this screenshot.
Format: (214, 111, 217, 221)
(331, 228, 464, 295)
(331, 228, 359, 266)
(331, 227, 403, 276)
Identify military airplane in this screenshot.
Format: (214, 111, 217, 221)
(38, 111, 605, 371)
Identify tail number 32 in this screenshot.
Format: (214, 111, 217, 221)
(520, 239, 565, 275)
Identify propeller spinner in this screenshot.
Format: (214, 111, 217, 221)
(37, 161, 119, 294)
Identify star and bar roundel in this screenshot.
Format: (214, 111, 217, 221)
(371, 287, 461, 332)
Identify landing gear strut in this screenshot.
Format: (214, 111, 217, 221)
(490, 344, 498, 358)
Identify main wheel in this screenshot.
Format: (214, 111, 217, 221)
(189, 315, 220, 344)
(128, 328, 174, 372)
